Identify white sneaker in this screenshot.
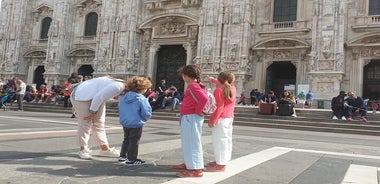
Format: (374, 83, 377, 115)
(78, 149, 92, 159)
(332, 116, 338, 120)
(99, 147, 120, 157)
(341, 116, 347, 120)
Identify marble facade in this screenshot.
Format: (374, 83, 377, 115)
(0, 0, 379, 100)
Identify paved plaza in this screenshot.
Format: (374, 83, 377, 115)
(0, 111, 379, 184)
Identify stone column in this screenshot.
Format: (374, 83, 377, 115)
(183, 43, 192, 65)
(147, 43, 160, 79)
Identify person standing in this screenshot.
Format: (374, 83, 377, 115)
(118, 76, 152, 165)
(306, 90, 314, 108)
(205, 71, 236, 172)
(250, 89, 257, 106)
(70, 76, 126, 159)
(15, 80, 26, 111)
(171, 65, 208, 178)
(297, 90, 306, 108)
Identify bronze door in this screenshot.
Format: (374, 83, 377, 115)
(156, 45, 186, 93)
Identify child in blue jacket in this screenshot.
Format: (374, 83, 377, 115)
(118, 76, 152, 165)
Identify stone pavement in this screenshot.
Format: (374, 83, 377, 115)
(0, 111, 379, 184)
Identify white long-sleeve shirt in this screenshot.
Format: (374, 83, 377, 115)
(72, 77, 125, 112)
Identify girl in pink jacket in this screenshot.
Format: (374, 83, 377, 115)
(206, 71, 236, 172)
(171, 65, 208, 178)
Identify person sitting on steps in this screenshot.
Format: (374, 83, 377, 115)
(331, 91, 347, 120)
(344, 91, 367, 122)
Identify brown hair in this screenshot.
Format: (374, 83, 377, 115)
(179, 65, 205, 88)
(217, 71, 235, 100)
(125, 76, 152, 93)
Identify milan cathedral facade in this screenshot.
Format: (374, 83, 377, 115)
(0, 0, 379, 101)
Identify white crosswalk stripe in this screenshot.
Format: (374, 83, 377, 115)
(162, 147, 292, 184)
(341, 164, 379, 184)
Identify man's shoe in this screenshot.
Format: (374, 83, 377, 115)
(98, 147, 120, 157)
(332, 116, 338, 120)
(78, 149, 92, 159)
(341, 116, 347, 120)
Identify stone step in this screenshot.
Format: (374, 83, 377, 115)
(10, 103, 380, 136)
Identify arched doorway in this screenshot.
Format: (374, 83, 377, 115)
(78, 65, 94, 77)
(33, 66, 45, 87)
(266, 61, 296, 97)
(156, 45, 186, 93)
(363, 60, 380, 101)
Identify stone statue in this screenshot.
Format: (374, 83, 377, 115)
(119, 47, 125, 57)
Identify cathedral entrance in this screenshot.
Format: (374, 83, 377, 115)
(33, 66, 45, 87)
(266, 61, 296, 97)
(155, 45, 186, 93)
(78, 65, 94, 77)
(363, 60, 380, 101)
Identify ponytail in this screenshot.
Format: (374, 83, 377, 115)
(223, 82, 232, 100)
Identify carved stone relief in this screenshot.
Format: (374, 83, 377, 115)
(273, 50, 293, 60)
(361, 36, 380, 44)
(77, 0, 102, 17)
(317, 60, 334, 70)
(159, 22, 186, 35)
(317, 82, 334, 93)
(33, 4, 53, 22)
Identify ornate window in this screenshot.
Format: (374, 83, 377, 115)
(369, 0, 380, 15)
(273, 0, 297, 22)
(40, 17, 52, 39)
(84, 12, 98, 36)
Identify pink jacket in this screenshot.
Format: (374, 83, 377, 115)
(209, 79, 236, 124)
(180, 82, 208, 115)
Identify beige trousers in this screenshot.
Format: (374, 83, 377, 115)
(71, 99, 108, 148)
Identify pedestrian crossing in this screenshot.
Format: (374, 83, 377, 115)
(161, 146, 380, 184)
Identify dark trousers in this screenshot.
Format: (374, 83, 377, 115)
(120, 127, 143, 161)
(250, 97, 256, 105)
(63, 96, 71, 108)
(347, 106, 367, 117)
(16, 94, 24, 110)
(332, 106, 346, 118)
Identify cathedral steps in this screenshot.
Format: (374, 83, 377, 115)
(13, 103, 380, 136)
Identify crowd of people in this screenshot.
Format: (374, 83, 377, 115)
(0, 67, 377, 178)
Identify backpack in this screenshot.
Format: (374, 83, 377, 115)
(189, 89, 217, 115)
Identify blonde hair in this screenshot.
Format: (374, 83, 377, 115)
(126, 76, 152, 93)
(217, 71, 235, 100)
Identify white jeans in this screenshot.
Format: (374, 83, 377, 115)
(212, 117, 233, 165)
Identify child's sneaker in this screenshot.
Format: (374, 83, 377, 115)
(98, 147, 120, 157)
(347, 116, 353, 121)
(118, 157, 128, 164)
(125, 159, 145, 166)
(360, 116, 367, 122)
(332, 116, 338, 120)
(341, 116, 347, 120)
